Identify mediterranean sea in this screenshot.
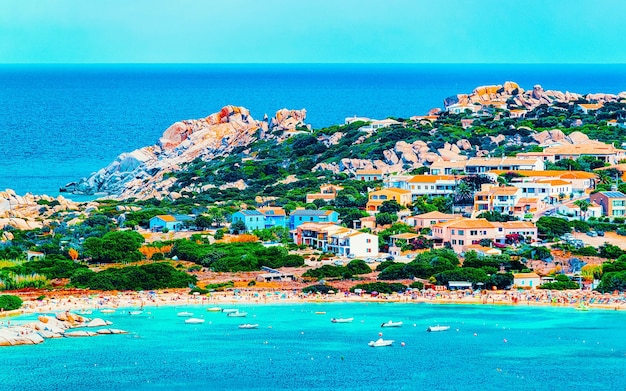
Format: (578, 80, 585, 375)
(2, 64, 626, 198)
(2, 303, 625, 390)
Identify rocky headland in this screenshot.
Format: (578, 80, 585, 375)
(60, 81, 626, 200)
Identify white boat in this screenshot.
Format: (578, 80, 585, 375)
(76, 309, 92, 315)
(184, 318, 205, 324)
(100, 309, 115, 314)
(368, 338, 394, 347)
(177, 311, 194, 317)
(222, 309, 238, 314)
(381, 320, 403, 328)
(427, 325, 450, 332)
(227, 311, 248, 317)
(207, 307, 222, 312)
(238, 323, 259, 329)
(331, 317, 354, 323)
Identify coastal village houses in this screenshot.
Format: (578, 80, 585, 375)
(257, 207, 287, 229)
(366, 188, 412, 212)
(293, 222, 378, 257)
(487, 170, 597, 195)
(473, 184, 522, 215)
(412, 211, 461, 229)
(385, 174, 461, 199)
(429, 157, 544, 175)
(430, 218, 537, 253)
(149, 214, 193, 232)
(355, 169, 383, 181)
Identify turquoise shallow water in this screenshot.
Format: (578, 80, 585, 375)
(2, 303, 626, 390)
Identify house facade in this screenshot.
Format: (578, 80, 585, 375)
(149, 215, 193, 232)
(412, 211, 461, 229)
(355, 169, 383, 181)
(510, 179, 573, 203)
(258, 207, 287, 229)
(366, 188, 412, 212)
(474, 185, 523, 215)
(513, 272, 541, 289)
(589, 191, 626, 217)
(289, 209, 340, 230)
(294, 222, 378, 257)
(429, 157, 544, 175)
(231, 210, 265, 232)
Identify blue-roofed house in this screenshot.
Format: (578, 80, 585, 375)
(149, 214, 194, 232)
(231, 209, 265, 232)
(258, 207, 287, 229)
(289, 208, 340, 230)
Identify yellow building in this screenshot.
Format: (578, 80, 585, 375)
(366, 188, 412, 212)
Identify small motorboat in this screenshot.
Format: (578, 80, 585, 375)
(177, 311, 194, 317)
(314, 311, 326, 315)
(331, 317, 354, 323)
(129, 311, 143, 316)
(76, 309, 93, 315)
(227, 311, 248, 317)
(207, 307, 222, 312)
(100, 309, 115, 314)
(184, 318, 205, 324)
(427, 325, 450, 332)
(381, 320, 403, 328)
(238, 323, 259, 329)
(368, 338, 394, 347)
(222, 309, 238, 314)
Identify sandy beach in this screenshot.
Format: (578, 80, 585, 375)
(2, 286, 625, 319)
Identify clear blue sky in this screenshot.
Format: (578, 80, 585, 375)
(1, 0, 625, 64)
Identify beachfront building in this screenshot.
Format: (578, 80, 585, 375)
(355, 169, 383, 182)
(473, 184, 522, 215)
(589, 191, 626, 217)
(446, 102, 481, 115)
(258, 207, 287, 229)
(289, 209, 340, 230)
(305, 184, 344, 204)
(431, 218, 537, 253)
(513, 272, 541, 289)
(366, 188, 412, 213)
(231, 210, 265, 232)
(294, 222, 378, 257)
(149, 214, 194, 232)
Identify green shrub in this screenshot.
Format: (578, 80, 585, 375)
(0, 294, 23, 311)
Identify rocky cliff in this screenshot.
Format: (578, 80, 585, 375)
(63, 106, 307, 199)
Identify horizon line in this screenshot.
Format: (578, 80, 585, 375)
(2, 62, 626, 66)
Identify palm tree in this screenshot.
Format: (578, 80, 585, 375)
(574, 199, 591, 221)
(454, 182, 474, 208)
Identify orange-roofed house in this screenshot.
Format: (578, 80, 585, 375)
(465, 157, 545, 174)
(488, 170, 598, 194)
(355, 169, 383, 181)
(513, 197, 547, 217)
(366, 188, 412, 212)
(577, 103, 603, 114)
(294, 222, 378, 257)
(474, 184, 522, 215)
(413, 211, 461, 229)
(510, 179, 573, 204)
(513, 272, 541, 289)
(557, 201, 602, 220)
(542, 141, 626, 165)
(406, 175, 461, 198)
(305, 184, 344, 204)
(509, 109, 528, 119)
(431, 218, 537, 253)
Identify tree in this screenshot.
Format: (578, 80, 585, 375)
(68, 248, 79, 261)
(574, 199, 591, 221)
(375, 212, 397, 226)
(83, 230, 145, 263)
(536, 216, 571, 237)
(230, 220, 247, 234)
(194, 215, 213, 230)
(454, 182, 474, 207)
(379, 200, 402, 214)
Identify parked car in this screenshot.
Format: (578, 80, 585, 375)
(347, 254, 355, 259)
(333, 260, 344, 266)
(586, 230, 598, 237)
(596, 230, 605, 237)
(364, 258, 375, 264)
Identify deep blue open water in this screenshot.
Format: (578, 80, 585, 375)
(2, 303, 625, 390)
(2, 64, 626, 197)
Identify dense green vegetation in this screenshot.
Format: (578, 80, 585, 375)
(349, 282, 407, 294)
(539, 274, 579, 290)
(0, 294, 23, 311)
(70, 263, 196, 291)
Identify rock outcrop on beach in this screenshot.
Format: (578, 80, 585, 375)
(0, 312, 125, 347)
(63, 106, 307, 199)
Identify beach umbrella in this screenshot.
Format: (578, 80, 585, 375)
(328, 290, 335, 294)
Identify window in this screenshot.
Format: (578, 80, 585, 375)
(470, 230, 477, 236)
(366, 238, 371, 243)
(457, 230, 464, 235)
(451, 229, 455, 235)
(452, 240, 457, 245)
(458, 240, 464, 245)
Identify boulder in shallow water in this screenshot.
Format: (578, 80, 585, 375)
(86, 318, 112, 327)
